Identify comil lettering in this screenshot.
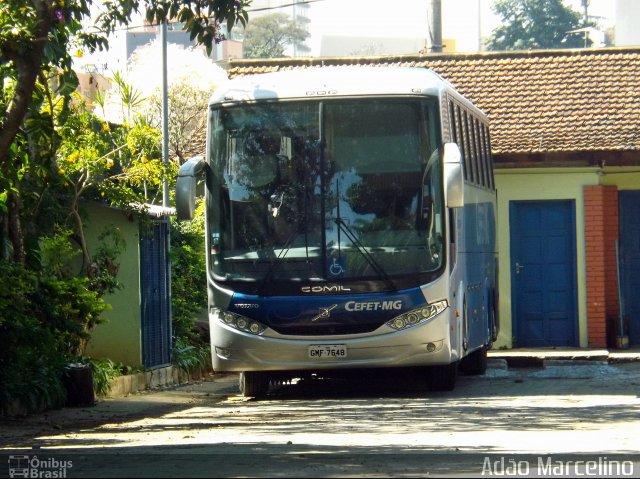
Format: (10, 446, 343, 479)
(345, 300, 403, 312)
(301, 285, 351, 293)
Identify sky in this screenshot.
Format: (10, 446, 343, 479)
(305, 0, 617, 54)
(75, 0, 621, 78)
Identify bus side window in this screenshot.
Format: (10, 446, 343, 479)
(455, 105, 468, 181)
(463, 111, 476, 184)
(474, 118, 487, 188)
(483, 124, 495, 190)
(449, 100, 457, 143)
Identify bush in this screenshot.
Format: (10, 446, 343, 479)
(85, 358, 125, 397)
(172, 336, 211, 374)
(0, 261, 112, 414)
(170, 198, 207, 340)
(36, 277, 110, 357)
(0, 264, 67, 414)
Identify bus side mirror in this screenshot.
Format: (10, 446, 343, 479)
(176, 156, 206, 220)
(443, 143, 464, 208)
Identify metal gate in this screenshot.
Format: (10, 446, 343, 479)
(140, 220, 172, 368)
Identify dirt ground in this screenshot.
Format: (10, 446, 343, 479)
(1, 361, 640, 477)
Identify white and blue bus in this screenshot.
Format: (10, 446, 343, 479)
(176, 66, 498, 396)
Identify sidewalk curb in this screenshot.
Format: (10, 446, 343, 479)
(487, 348, 640, 368)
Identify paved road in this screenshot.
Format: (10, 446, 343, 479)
(1, 361, 640, 477)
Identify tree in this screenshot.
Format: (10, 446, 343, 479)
(124, 41, 225, 164)
(242, 13, 309, 59)
(486, 0, 593, 51)
(56, 99, 166, 275)
(0, 0, 249, 263)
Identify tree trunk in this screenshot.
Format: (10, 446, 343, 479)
(0, 1, 52, 168)
(0, 1, 52, 263)
(70, 191, 93, 276)
(7, 191, 25, 264)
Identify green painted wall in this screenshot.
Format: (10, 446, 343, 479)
(494, 168, 600, 348)
(601, 169, 640, 190)
(83, 204, 143, 367)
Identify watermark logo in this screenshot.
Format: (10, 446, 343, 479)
(482, 456, 635, 477)
(8, 455, 72, 478)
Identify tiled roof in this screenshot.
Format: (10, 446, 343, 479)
(226, 48, 640, 155)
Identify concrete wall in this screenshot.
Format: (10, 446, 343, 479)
(83, 204, 143, 367)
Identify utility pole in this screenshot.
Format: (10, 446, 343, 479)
(582, 0, 589, 25)
(428, 0, 443, 53)
(161, 20, 169, 208)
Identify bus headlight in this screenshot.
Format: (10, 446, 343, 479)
(219, 311, 267, 335)
(386, 300, 448, 331)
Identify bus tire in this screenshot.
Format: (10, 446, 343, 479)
(460, 346, 488, 375)
(239, 371, 270, 398)
(428, 362, 458, 391)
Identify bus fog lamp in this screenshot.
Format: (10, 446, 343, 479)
(426, 342, 436, 352)
(215, 347, 231, 358)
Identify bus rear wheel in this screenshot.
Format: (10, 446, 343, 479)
(428, 362, 458, 391)
(239, 371, 270, 398)
(460, 346, 488, 375)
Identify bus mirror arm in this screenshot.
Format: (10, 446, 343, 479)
(176, 156, 206, 220)
(443, 143, 464, 209)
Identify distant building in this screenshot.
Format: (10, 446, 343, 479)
(247, 0, 312, 57)
(615, 0, 640, 46)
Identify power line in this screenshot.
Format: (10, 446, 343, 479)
(248, 0, 325, 13)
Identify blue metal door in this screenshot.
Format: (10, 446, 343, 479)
(140, 220, 172, 368)
(510, 201, 578, 347)
(619, 191, 640, 345)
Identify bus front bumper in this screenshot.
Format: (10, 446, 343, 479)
(209, 310, 454, 372)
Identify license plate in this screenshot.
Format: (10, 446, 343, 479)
(308, 344, 347, 359)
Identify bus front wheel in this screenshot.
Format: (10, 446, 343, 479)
(239, 371, 270, 398)
(428, 361, 458, 391)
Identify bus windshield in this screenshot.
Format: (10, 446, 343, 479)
(208, 99, 444, 285)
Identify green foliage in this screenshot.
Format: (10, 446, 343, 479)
(112, 71, 146, 123)
(1, 0, 249, 414)
(487, 0, 592, 51)
(85, 358, 124, 397)
(242, 12, 310, 59)
(39, 227, 80, 278)
(172, 337, 211, 374)
(1, 0, 250, 261)
(37, 277, 110, 357)
(0, 258, 121, 414)
(0, 263, 67, 415)
(89, 225, 126, 295)
(170, 199, 207, 340)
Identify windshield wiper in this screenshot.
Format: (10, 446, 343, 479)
(258, 185, 313, 294)
(333, 179, 396, 291)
